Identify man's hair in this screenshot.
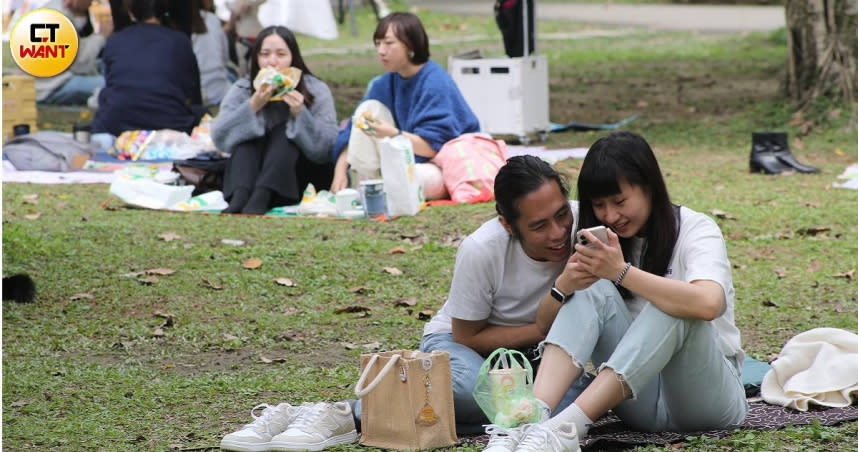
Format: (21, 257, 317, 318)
(494, 155, 569, 233)
(373, 12, 430, 65)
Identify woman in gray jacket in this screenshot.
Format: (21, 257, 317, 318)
(212, 25, 338, 214)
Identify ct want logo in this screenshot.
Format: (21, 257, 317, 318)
(9, 8, 79, 78)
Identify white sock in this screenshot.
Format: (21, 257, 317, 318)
(543, 403, 592, 438)
(535, 398, 551, 422)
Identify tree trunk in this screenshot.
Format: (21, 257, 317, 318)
(785, 0, 858, 110)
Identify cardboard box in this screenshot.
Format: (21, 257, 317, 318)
(2, 75, 38, 140)
(448, 55, 550, 143)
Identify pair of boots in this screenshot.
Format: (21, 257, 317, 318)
(224, 187, 272, 215)
(749, 132, 819, 174)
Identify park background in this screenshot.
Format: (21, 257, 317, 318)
(2, 0, 857, 450)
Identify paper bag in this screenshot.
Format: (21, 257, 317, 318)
(355, 350, 457, 450)
(379, 135, 424, 216)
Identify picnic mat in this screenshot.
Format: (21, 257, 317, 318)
(460, 401, 858, 449)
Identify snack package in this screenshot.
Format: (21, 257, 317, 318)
(353, 110, 380, 135)
(253, 66, 302, 100)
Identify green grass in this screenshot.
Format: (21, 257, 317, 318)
(3, 2, 858, 451)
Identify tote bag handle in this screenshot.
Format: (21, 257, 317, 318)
(354, 353, 402, 398)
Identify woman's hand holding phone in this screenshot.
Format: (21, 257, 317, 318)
(574, 227, 626, 282)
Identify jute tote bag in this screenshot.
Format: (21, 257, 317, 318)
(355, 350, 458, 449)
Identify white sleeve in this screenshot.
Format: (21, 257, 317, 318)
(443, 236, 499, 322)
(678, 214, 732, 298)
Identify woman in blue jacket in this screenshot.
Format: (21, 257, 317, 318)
(329, 12, 480, 195)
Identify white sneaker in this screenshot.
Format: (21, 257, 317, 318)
(269, 401, 358, 451)
(221, 403, 305, 451)
(484, 424, 528, 452)
(514, 422, 580, 452)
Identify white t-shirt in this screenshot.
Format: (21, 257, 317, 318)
(628, 206, 743, 363)
(423, 201, 579, 336)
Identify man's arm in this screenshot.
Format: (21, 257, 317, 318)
(451, 317, 544, 356)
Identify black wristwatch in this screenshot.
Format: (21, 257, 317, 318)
(550, 283, 573, 304)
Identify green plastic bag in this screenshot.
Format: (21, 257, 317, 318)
(472, 347, 542, 427)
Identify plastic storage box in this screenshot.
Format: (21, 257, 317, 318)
(448, 55, 550, 144)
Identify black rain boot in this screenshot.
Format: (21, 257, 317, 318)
(749, 132, 792, 174)
(769, 132, 819, 173)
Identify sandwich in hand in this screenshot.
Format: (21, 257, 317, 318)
(253, 66, 302, 100)
(353, 110, 380, 135)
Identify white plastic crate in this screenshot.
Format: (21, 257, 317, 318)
(449, 55, 550, 143)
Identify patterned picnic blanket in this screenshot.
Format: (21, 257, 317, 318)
(460, 401, 858, 449)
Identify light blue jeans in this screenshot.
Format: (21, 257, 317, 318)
(39, 75, 104, 105)
(544, 279, 748, 432)
(353, 334, 593, 435)
(420, 332, 592, 434)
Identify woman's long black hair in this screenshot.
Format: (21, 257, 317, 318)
(576, 132, 678, 297)
(249, 26, 315, 107)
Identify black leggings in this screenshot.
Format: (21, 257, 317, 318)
(223, 122, 334, 206)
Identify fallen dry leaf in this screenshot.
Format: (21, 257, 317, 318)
(834, 148, 845, 156)
(343, 342, 358, 350)
(282, 306, 298, 315)
(388, 246, 407, 254)
(243, 258, 263, 269)
(361, 341, 382, 351)
(833, 269, 855, 281)
(138, 275, 159, 285)
(710, 209, 736, 220)
(348, 286, 371, 294)
(223, 333, 240, 341)
(11, 400, 29, 407)
(773, 269, 788, 279)
(806, 260, 821, 273)
(834, 303, 844, 313)
(221, 239, 246, 246)
(152, 327, 165, 337)
(24, 213, 42, 220)
(158, 232, 182, 242)
(383, 267, 403, 276)
(146, 268, 175, 276)
(394, 297, 418, 307)
(274, 277, 296, 287)
(334, 306, 371, 315)
(260, 356, 273, 364)
(201, 278, 223, 290)
(417, 309, 435, 320)
(796, 226, 831, 236)
(762, 299, 779, 307)
(70, 293, 94, 301)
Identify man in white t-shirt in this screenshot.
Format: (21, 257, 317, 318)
(419, 155, 593, 434)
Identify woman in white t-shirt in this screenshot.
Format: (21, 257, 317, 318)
(512, 131, 748, 450)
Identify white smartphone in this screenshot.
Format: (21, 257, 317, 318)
(576, 225, 609, 248)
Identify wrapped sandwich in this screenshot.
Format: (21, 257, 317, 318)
(253, 66, 302, 100)
(353, 110, 380, 135)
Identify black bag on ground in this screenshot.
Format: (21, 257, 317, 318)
(172, 152, 229, 196)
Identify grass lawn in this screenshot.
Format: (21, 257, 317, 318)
(3, 2, 857, 451)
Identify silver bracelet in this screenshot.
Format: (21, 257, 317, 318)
(614, 262, 632, 287)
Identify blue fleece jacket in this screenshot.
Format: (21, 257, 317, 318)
(332, 60, 480, 163)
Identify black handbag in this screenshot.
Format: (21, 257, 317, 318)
(172, 152, 229, 196)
